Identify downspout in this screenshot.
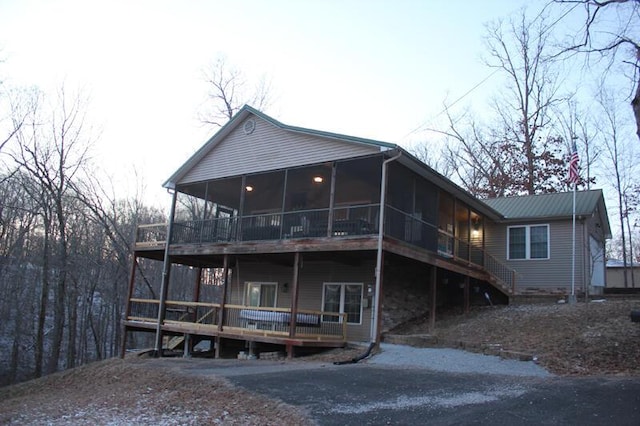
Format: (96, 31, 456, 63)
(153, 188, 178, 357)
(371, 150, 402, 344)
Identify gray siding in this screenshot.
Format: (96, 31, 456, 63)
(485, 220, 588, 294)
(227, 258, 375, 342)
(179, 114, 381, 184)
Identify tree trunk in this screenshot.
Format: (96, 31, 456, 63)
(47, 201, 68, 374)
(34, 218, 51, 378)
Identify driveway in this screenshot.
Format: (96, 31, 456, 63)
(162, 345, 640, 425)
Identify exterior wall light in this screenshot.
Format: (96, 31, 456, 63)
(245, 185, 254, 192)
(313, 176, 323, 183)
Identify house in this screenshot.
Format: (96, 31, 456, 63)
(605, 259, 639, 291)
(122, 105, 611, 359)
(484, 191, 611, 297)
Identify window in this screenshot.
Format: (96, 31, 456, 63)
(508, 225, 549, 260)
(322, 283, 363, 324)
(245, 282, 277, 307)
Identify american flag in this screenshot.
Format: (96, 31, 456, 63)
(568, 141, 579, 184)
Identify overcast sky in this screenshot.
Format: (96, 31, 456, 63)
(1, 0, 577, 204)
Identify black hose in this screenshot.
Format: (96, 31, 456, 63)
(333, 342, 376, 365)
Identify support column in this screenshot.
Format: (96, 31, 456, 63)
(215, 255, 230, 359)
(463, 276, 470, 315)
(183, 267, 203, 358)
(120, 254, 139, 358)
(429, 267, 437, 332)
(153, 189, 178, 357)
(287, 252, 301, 359)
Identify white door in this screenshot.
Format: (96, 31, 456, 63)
(590, 236, 605, 287)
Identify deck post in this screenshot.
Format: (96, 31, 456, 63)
(327, 163, 337, 236)
(287, 252, 301, 359)
(429, 266, 437, 332)
(463, 276, 470, 315)
(215, 255, 231, 359)
(153, 189, 178, 357)
(120, 254, 138, 358)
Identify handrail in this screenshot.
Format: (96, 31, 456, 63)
(136, 204, 381, 245)
(126, 299, 347, 340)
(133, 204, 516, 293)
(384, 205, 516, 293)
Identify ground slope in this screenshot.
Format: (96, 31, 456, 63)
(1, 299, 638, 424)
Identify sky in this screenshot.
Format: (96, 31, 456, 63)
(0, 0, 578, 205)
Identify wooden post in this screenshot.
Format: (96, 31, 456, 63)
(181, 267, 203, 357)
(215, 255, 230, 359)
(429, 266, 437, 332)
(153, 189, 178, 357)
(287, 252, 301, 359)
(120, 254, 138, 358)
(194, 267, 203, 304)
(463, 276, 470, 315)
(327, 163, 337, 236)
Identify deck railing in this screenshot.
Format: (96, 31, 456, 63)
(140, 204, 381, 245)
(126, 299, 347, 341)
(136, 224, 168, 247)
(385, 206, 516, 292)
(134, 203, 515, 293)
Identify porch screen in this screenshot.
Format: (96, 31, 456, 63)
(322, 283, 363, 324)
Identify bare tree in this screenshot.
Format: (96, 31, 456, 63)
(554, 99, 601, 189)
(597, 87, 639, 287)
(10, 85, 92, 374)
(553, 0, 640, 140)
(198, 55, 272, 127)
(483, 10, 567, 195)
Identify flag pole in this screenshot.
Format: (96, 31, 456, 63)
(570, 181, 577, 304)
(568, 138, 579, 305)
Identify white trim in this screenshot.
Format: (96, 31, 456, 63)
(507, 224, 550, 260)
(321, 282, 363, 325)
(244, 281, 278, 307)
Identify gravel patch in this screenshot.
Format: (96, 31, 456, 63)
(367, 343, 553, 377)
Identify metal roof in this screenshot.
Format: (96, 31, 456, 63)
(483, 190, 601, 218)
(483, 190, 611, 237)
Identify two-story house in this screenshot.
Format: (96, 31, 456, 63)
(122, 105, 610, 359)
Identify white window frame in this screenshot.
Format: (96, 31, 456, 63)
(244, 282, 278, 307)
(321, 282, 363, 325)
(507, 224, 550, 260)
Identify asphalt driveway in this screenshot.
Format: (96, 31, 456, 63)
(157, 345, 640, 425)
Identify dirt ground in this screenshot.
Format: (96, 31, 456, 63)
(392, 298, 640, 376)
(1, 299, 639, 424)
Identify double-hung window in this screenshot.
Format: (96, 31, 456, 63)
(508, 225, 549, 260)
(322, 283, 363, 324)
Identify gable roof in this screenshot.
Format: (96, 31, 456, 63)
(163, 105, 396, 188)
(483, 190, 612, 237)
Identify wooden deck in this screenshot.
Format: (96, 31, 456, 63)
(124, 299, 347, 352)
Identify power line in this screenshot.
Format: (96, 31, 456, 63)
(405, 68, 500, 139)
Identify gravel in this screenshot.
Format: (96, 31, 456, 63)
(367, 343, 553, 377)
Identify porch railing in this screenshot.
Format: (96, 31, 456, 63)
(223, 305, 346, 340)
(155, 204, 380, 245)
(385, 206, 516, 293)
(133, 204, 516, 293)
(136, 224, 168, 247)
(126, 299, 347, 341)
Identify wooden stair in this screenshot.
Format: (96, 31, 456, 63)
(164, 308, 217, 350)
